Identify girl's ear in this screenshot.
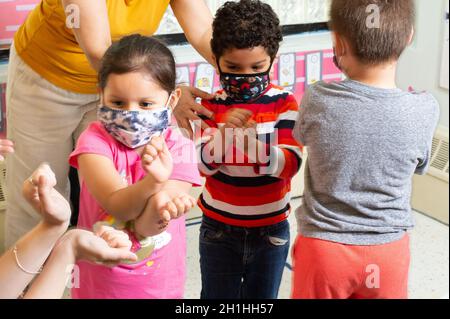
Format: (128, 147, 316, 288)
(169, 88, 182, 110)
(99, 89, 105, 105)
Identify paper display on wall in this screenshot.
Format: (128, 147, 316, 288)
(156, 0, 330, 35)
(440, 2, 449, 90)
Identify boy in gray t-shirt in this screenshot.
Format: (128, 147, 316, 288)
(292, 0, 440, 299)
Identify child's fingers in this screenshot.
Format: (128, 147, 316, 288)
(244, 120, 257, 129)
(179, 194, 195, 210)
(187, 195, 197, 208)
(189, 196, 197, 207)
(172, 197, 186, 217)
(0, 146, 14, 154)
(142, 154, 155, 165)
(0, 139, 14, 156)
(108, 236, 133, 250)
(149, 136, 165, 153)
(230, 109, 252, 122)
(165, 201, 178, 219)
(0, 139, 14, 146)
(178, 196, 195, 217)
(160, 209, 171, 223)
(93, 224, 115, 237)
(103, 248, 138, 264)
(106, 230, 129, 243)
(144, 145, 159, 158)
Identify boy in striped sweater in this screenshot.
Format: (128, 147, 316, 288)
(196, 0, 303, 299)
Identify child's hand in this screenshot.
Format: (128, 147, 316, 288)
(64, 227, 137, 266)
(152, 191, 196, 223)
(234, 119, 261, 156)
(223, 108, 253, 129)
(142, 136, 173, 183)
(22, 163, 71, 226)
(160, 193, 197, 222)
(214, 109, 253, 157)
(0, 139, 14, 161)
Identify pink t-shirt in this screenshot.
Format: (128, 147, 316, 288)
(69, 122, 202, 299)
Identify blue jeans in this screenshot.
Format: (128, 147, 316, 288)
(199, 215, 290, 299)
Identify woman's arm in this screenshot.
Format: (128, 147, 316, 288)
(62, 0, 111, 71)
(23, 227, 137, 299)
(170, 0, 214, 65)
(0, 164, 70, 299)
(171, 0, 216, 139)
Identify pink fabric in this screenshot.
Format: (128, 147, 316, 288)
(69, 122, 202, 299)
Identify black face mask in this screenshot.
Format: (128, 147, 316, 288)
(217, 59, 272, 103)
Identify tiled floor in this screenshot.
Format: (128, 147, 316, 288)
(184, 198, 450, 299)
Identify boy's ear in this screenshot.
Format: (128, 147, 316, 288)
(333, 32, 348, 57)
(212, 54, 220, 75)
(407, 27, 415, 45)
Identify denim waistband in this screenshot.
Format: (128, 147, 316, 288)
(201, 215, 289, 235)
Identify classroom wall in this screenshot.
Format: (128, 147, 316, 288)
(397, 0, 449, 129)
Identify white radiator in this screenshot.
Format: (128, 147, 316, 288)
(411, 126, 449, 224)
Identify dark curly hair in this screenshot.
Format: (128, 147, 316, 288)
(211, 0, 283, 62)
(98, 34, 176, 93)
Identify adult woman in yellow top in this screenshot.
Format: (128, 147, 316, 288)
(5, 0, 214, 248)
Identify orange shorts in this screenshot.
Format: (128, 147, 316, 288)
(291, 234, 410, 299)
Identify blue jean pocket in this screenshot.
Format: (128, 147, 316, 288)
(265, 221, 290, 247)
(200, 222, 225, 242)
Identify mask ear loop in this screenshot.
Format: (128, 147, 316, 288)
(216, 57, 224, 75)
(164, 92, 175, 132)
(165, 92, 174, 111)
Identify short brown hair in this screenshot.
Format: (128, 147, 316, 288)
(98, 34, 176, 93)
(329, 0, 415, 64)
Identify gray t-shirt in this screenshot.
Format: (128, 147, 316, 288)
(293, 79, 440, 245)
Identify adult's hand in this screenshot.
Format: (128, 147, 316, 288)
(0, 139, 14, 161)
(174, 86, 215, 139)
(22, 163, 71, 226)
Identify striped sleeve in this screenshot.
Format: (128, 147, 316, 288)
(259, 92, 303, 179)
(196, 99, 221, 177)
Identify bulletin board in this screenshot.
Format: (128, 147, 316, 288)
(176, 48, 341, 99)
(0, 0, 40, 48)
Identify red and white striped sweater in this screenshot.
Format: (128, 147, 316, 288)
(196, 84, 303, 227)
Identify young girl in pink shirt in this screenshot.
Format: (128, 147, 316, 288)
(69, 34, 202, 299)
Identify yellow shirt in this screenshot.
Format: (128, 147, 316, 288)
(14, 0, 170, 94)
